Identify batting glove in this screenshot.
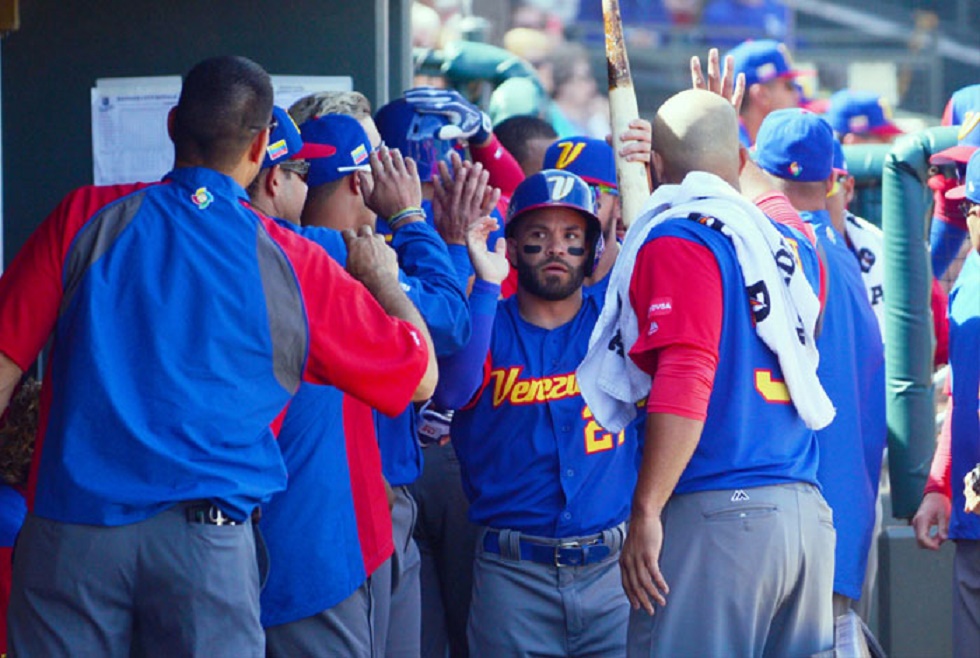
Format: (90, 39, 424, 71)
(404, 87, 492, 144)
(417, 399, 454, 447)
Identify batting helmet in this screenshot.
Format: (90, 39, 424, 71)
(374, 97, 461, 183)
(507, 169, 602, 276)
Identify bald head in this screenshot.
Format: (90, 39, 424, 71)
(653, 89, 741, 187)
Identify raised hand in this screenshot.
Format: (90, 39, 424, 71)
(432, 151, 501, 246)
(466, 215, 508, 285)
(358, 145, 424, 225)
(691, 48, 745, 114)
(342, 224, 400, 292)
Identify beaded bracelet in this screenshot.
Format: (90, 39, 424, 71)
(387, 206, 425, 230)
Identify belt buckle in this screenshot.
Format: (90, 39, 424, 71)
(554, 540, 581, 568)
(208, 506, 236, 526)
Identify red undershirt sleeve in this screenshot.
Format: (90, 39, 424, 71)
(628, 236, 722, 421)
(925, 381, 953, 498)
(470, 134, 525, 198)
(263, 219, 429, 418)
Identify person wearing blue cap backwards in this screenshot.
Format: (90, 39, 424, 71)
(755, 108, 887, 623)
(256, 109, 470, 658)
(727, 39, 804, 147)
(914, 149, 980, 658)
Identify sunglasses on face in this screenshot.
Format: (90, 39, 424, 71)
(279, 159, 310, 182)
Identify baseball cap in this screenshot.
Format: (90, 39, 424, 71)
(931, 85, 980, 165)
(262, 105, 336, 169)
(825, 90, 903, 138)
(832, 138, 848, 175)
(946, 149, 980, 205)
(301, 114, 374, 188)
(541, 137, 617, 191)
(728, 39, 805, 88)
(754, 108, 834, 182)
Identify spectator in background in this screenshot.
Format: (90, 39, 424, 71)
(502, 27, 556, 95)
(494, 115, 558, 176)
(728, 39, 804, 146)
(701, 0, 790, 47)
(547, 42, 610, 139)
(825, 90, 904, 145)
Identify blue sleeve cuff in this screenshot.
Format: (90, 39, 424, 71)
(470, 279, 500, 315)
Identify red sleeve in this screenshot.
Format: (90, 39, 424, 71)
(932, 278, 950, 366)
(925, 395, 953, 498)
(929, 174, 969, 230)
(0, 183, 150, 370)
(628, 235, 722, 391)
(470, 134, 525, 198)
(754, 191, 816, 246)
(942, 97, 955, 126)
(645, 344, 718, 421)
(262, 218, 429, 418)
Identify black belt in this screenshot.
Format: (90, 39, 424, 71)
(482, 529, 615, 568)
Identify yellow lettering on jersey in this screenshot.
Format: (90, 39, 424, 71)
(583, 405, 625, 454)
(784, 237, 802, 269)
(489, 367, 582, 407)
(555, 142, 586, 169)
(755, 369, 792, 404)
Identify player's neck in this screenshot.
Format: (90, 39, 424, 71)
(515, 287, 583, 330)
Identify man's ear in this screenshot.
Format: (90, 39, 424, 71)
(737, 145, 749, 173)
(263, 167, 279, 197)
(651, 151, 666, 187)
(505, 236, 518, 267)
(167, 107, 177, 142)
(824, 172, 836, 196)
(349, 172, 361, 196)
(749, 83, 768, 112)
(248, 128, 270, 166)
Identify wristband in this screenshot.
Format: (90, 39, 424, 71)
(387, 206, 425, 230)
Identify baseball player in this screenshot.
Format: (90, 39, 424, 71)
(754, 109, 886, 619)
(913, 149, 980, 658)
(579, 89, 834, 657)
(727, 39, 805, 146)
(0, 55, 435, 656)
(825, 89, 904, 144)
(434, 169, 643, 657)
(252, 110, 468, 658)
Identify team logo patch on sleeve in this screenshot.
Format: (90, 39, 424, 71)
(191, 187, 214, 210)
(647, 297, 673, 318)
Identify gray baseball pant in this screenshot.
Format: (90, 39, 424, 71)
(627, 482, 835, 658)
(378, 485, 422, 658)
(953, 539, 980, 658)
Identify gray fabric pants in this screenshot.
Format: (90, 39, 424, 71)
(8, 504, 263, 658)
(265, 566, 389, 658)
(627, 483, 835, 658)
(953, 539, 980, 658)
(467, 524, 629, 658)
(379, 486, 422, 658)
(411, 443, 478, 658)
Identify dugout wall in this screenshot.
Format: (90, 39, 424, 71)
(0, 0, 411, 266)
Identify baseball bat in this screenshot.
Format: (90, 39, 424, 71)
(602, 0, 650, 230)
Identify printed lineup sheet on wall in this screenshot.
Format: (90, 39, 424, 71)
(91, 74, 353, 185)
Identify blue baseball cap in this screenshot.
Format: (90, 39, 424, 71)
(932, 85, 980, 165)
(946, 149, 980, 205)
(262, 106, 336, 169)
(301, 114, 373, 188)
(832, 137, 847, 174)
(754, 108, 834, 182)
(825, 90, 903, 138)
(542, 137, 617, 190)
(728, 39, 805, 88)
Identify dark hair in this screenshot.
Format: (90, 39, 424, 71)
(548, 42, 590, 98)
(0, 378, 40, 487)
(494, 115, 557, 169)
(172, 56, 274, 170)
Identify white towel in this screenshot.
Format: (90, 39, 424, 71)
(843, 212, 886, 340)
(577, 171, 835, 433)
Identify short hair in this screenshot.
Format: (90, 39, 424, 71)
(171, 56, 273, 170)
(495, 115, 557, 165)
(289, 91, 372, 125)
(0, 378, 40, 487)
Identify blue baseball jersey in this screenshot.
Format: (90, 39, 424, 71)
(948, 251, 980, 541)
(375, 216, 471, 487)
(261, 218, 466, 625)
(802, 210, 887, 599)
(0, 485, 25, 548)
(451, 294, 642, 538)
(0, 168, 427, 526)
(640, 218, 821, 494)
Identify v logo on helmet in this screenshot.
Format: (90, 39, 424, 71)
(959, 112, 980, 142)
(555, 142, 587, 169)
(547, 174, 576, 201)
